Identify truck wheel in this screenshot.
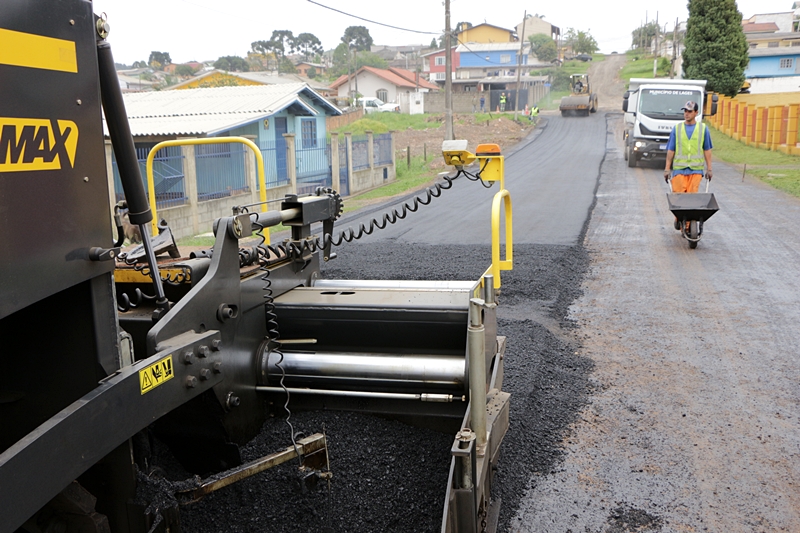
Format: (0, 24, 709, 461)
(627, 151, 637, 168)
(624, 145, 629, 161)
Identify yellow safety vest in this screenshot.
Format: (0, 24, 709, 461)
(674, 122, 707, 170)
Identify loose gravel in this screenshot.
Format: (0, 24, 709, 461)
(136, 240, 594, 532)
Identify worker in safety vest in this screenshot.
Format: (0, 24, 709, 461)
(664, 100, 713, 229)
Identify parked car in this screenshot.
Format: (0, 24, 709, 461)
(575, 54, 593, 62)
(358, 97, 400, 113)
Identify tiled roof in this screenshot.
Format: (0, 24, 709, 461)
(743, 22, 780, 33)
(329, 67, 439, 91)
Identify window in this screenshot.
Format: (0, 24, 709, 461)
(301, 119, 317, 148)
(434, 72, 446, 80)
(750, 43, 758, 49)
(500, 54, 511, 64)
(768, 41, 779, 48)
(435, 56, 445, 66)
(376, 89, 388, 102)
(780, 58, 794, 69)
(793, 41, 800, 47)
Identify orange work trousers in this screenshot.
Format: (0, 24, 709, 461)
(671, 173, 703, 193)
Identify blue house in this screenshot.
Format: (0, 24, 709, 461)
(113, 83, 341, 203)
(456, 42, 531, 77)
(744, 47, 800, 93)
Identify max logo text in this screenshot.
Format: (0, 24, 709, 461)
(0, 118, 78, 172)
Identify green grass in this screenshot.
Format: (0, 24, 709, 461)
(620, 55, 670, 84)
(342, 155, 437, 213)
(177, 234, 215, 247)
(747, 169, 800, 196)
(710, 127, 800, 198)
(333, 113, 433, 135)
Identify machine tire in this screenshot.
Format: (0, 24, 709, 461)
(627, 151, 637, 168)
(624, 144, 629, 161)
(561, 110, 567, 117)
(689, 221, 699, 249)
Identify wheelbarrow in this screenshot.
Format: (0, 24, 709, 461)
(666, 179, 719, 249)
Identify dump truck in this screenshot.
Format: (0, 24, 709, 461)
(622, 78, 718, 168)
(559, 74, 598, 116)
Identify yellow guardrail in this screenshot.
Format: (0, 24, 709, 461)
(485, 189, 513, 288)
(145, 136, 268, 242)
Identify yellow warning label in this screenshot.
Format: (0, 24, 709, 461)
(0, 117, 79, 172)
(139, 355, 175, 395)
(0, 28, 78, 73)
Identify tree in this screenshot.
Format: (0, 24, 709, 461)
(341, 26, 373, 52)
(307, 66, 317, 79)
(175, 64, 197, 77)
(330, 42, 350, 77)
(132, 60, 148, 68)
(683, 0, 748, 97)
(278, 57, 296, 74)
(430, 38, 438, 49)
(631, 21, 661, 51)
(214, 55, 250, 72)
(529, 33, 557, 62)
(270, 30, 296, 59)
(148, 51, 171, 70)
(295, 33, 323, 61)
(353, 51, 388, 70)
(572, 29, 598, 55)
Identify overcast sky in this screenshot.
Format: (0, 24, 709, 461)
(91, 0, 793, 65)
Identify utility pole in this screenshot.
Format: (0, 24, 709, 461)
(444, 0, 454, 140)
(671, 18, 679, 78)
(653, 11, 659, 77)
(514, 11, 527, 121)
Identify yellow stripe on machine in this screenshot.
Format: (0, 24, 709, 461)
(114, 267, 191, 284)
(0, 28, 77, 73)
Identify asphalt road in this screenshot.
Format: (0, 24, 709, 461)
(511, 112, 800, 532)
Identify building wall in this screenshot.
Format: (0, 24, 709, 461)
(745, 54, 800, 77)
(516, 17, 553, 41)
(745, 76, 800, 95)
(459, 50, 528, 69)
(457, 26, 514, 43)
(748, 13, 794, 33)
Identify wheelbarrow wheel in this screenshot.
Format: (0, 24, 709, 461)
(688, 220, 699, 249)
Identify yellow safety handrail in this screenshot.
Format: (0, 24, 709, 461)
(484, 189, 513, 287)
(145, 136, 268, 241)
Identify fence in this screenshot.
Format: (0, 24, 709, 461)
(707, 93, 800, 155)
(106, 131, 396, 240)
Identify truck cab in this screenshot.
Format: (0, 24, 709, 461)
(622, 78, 718, 168)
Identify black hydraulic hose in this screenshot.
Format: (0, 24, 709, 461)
(97, 41, 152, 227)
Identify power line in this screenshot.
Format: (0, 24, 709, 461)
(307, 0, 440, 35)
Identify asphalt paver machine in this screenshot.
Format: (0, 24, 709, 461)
(0, 2, 513, 531)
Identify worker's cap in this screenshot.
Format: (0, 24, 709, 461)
(681, 100, 699, 112)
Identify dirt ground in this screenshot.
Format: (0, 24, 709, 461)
(392, 112, 538, 173)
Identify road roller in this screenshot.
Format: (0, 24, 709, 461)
(0, 2, 511, 531)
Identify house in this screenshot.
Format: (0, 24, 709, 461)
(294, 62, 326, 77)
(454, 42, 536, 89)
(370, 44, 430, 69)
(515, 15, 561, 43)
(329, 66, 439, 112)
(455, 23, 516, 44)
(744, 47, 800, 92)
(104, 83, 342, 238)
(742, 8, 797, 33)
(422, 47, 460, 84)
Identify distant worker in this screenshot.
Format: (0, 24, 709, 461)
(480, 94, 485, 113)
(530, 104, 539, 122)
(664, 100, 713, 230)
(574, 80, 584, 93)
(499, 92, 507, 112)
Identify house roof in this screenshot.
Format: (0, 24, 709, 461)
(170, 69, 332, 93)
(113, 83, 340, 137)
(329, 66, 439, 91)
(746, 31, 800, 42)
(748, 46, 800, 57)
(743, 22, 781, 33)
(421, 46, 457, 58)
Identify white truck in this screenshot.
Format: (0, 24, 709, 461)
(622, 78, 718, 168)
